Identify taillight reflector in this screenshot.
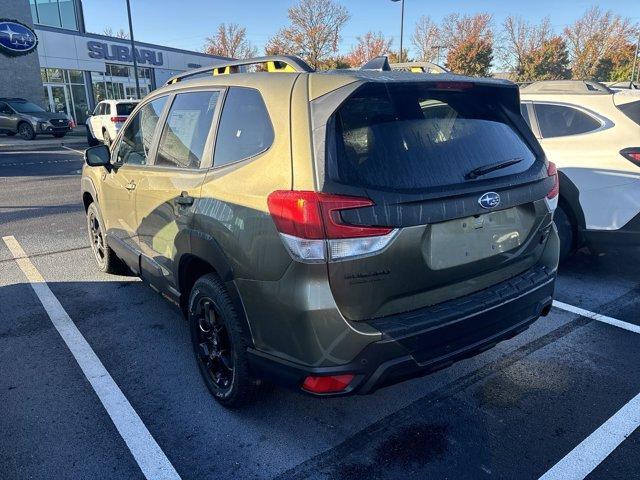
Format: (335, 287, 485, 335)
(302, 374, 355, 394)
(620, 148, 640, 165)
(110, 116, 127, 123)
(547, 162, 559, 199)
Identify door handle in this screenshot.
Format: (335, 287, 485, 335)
(175, 191, 194, 207)
(124, 181, 136, 191)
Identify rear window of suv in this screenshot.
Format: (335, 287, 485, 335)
(326, 83, 536, 191)
(617, 100, 640, 126)
(116, 103, 137, 116)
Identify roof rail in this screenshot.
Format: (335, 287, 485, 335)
(360, 56, 391, 71)
(390, 62, 448, 74)
(520, 80, 613, 94)
(165, 55, 314, 85)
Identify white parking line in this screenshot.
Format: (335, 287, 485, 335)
(1, 235, 181, 480)
(553, 300, 640, 334)
(539, 391, 640, 480)
(62, 145, 85, 155)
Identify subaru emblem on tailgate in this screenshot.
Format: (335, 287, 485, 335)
(478, 192, 501, 209)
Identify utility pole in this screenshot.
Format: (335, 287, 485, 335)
(126, 0, 141, 99)
(632, 33, 640, 87)
(433, 45, 446, 65)
(391, 0, 405, 62)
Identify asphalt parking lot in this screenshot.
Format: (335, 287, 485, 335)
(1, 145, 640, 480)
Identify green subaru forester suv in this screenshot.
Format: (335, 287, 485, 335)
(81, 56, 559, 408)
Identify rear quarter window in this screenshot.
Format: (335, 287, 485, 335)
(326, 83, 537, 191)
(534, 103, 602, 138)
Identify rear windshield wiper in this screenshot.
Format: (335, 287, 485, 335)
(465, 157, 523, 180)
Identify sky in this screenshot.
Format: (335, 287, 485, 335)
(82, 0, 640, 58)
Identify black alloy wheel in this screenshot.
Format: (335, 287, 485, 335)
(18, 122, 35, 140)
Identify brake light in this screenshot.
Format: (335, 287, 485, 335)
(620, 148, 640, 166)
(434, 81, 474, 91)
(110, 116, 127, 123)
(267, 190, 396, 263)
(547, 162, 559, 199)
(302, 374, 355, 394)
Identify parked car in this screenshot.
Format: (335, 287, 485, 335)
(0, 97, 71, 140)
(81, 56, 559, 408)
(520, 80, 640, 260)
(86, 99, 139, 147)
(603, 81, 639, 91)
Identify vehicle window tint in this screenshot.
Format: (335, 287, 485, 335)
(520, 103, 531, 128)
(617, 100, 640, 126)
(116, 103, 137, 116)
(115, 96, 167, 166)
(0, 102, 12, 115)
(155, 91, 220, 169)
(326, 83, 537, 191)
(213, 87, 274, 167)
(534, 103, 601, 138)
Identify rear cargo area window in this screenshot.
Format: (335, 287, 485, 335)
(116, 103, 137, 116)
(617, 100, 640, 126)
(326, 83, 536, 190)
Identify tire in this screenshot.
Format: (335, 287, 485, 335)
(554, 204, 575, 262)
(189, 274, 262, 408)
(17, 122, 36, 140)
(86, 126, 99, 146)
(103, 129, 112, 147)
(6, 131, 16, 136)
(86, 202, 126, 274)
(53, 132, 66, 138)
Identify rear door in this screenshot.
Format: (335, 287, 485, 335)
(0, 102, 16, 131)
(88, 103, 104, 140)
(318, 81, 555, 320)
(135, 89, 222, 294)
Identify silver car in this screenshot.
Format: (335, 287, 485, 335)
(0, 97, 71, 140)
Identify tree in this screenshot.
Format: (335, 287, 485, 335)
(264, 0, 350, 69)
(563, 7, 637, 79)
(596, 42, 638, 81)
(103, 27, 129, 39)
(204, 23, 257, 59)
(345, 31, 393, 67)
(518, 37, 570, 81)
(441, 13, 493, 76)
(412, 16, 440, 62)
(501, 17, 569, 81)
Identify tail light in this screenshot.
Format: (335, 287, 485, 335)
(546, 162, 559, 199)
(620, 148, 640, 166)
(302, 374, 355, 394)
(110, 116, 127, 123)
(267, 190, 396, 263)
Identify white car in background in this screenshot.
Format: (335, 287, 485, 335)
(86, 99, 139, 147)
(520, 80, 640, 260)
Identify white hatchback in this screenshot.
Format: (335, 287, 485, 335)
(86, 99, 139, 147)
(520, 80, 640, 260)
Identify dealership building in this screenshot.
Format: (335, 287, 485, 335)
(0, 0, 226, 124)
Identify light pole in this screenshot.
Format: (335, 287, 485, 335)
(631, 33, 639, 87)
(125, 0, 141, 99)
(391, 0, 405, 63)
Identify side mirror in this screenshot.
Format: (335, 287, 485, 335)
(85, 145, 111, 168)
(86, 110, 92, 117)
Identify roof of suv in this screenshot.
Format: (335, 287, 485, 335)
(520, 80, 612, 95)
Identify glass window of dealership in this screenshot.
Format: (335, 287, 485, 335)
(28, 0, 217, 124)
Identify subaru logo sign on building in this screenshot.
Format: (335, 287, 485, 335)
(478, 192, 501, 209)
(0, 19, 38, 56)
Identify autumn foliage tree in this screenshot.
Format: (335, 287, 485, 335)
(204, 23, 257, 59)
(502, 17, 569, 81)
(564, 7, 636, 79)
(345, 31, 393, 67)
(265, 0, 350, 69)
(441, 13, 493, 76)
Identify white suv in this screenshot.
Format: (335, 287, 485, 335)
(520, 80, 640, 260)
(86, 99, 139, 147)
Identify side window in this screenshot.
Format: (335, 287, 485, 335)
(0, 102, 12, 115)
(213, 87, 274, 167)
(155, 90, 220, 169)
(520, 103, 531, 128)
(534, 103, 601, 138)
(93, 103, 102, 116)
(115, 96, 168, 166)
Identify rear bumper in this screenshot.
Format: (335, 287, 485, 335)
(582, 213, 640, 249)
(247, 264, 556, 396)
